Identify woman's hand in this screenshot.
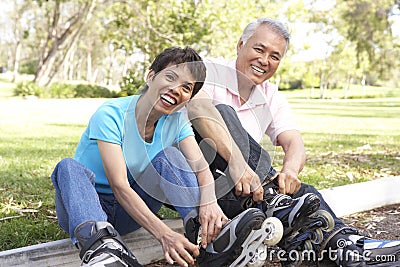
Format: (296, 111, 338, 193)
(160, 229, 199, 267)
(198, 202, 229, 248)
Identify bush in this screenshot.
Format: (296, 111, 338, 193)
(14, 81, 120, 99)
(19, 60, 38, 75)
(119, 70, 144, 96)
(48, 83, 75, 98)
(74, 84, 114, 98)
(13, 81, 44, 97)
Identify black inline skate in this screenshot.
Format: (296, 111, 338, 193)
(74, 221, 142, 267)
(185, 208, 283, 267)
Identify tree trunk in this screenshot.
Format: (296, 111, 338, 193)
(34, 0, 96, 87)
(7, 47, 13, 71)
(11, 41, 22, 82)
(91, 68, 99, 84)
(86, 51, 92, 83)
(319, 72, 326, 99)
(66, 43, 77, 81)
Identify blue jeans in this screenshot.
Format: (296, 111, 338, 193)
(51, 147, 200, 244)
(193, 104, 347, 251)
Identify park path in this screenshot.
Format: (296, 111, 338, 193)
(0, 97, 107, 126)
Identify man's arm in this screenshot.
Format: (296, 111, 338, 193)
(275, 130, 306, 194)
(187, 91, 263, 201)
(97, 140, 199, 266)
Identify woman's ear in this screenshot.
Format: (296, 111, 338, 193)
(146, 70, 155, 82)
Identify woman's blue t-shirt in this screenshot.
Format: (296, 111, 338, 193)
(74, 95, 194, 194)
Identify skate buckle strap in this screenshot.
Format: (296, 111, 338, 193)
(79, 226, 118, 259)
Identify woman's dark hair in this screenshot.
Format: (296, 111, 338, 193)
(142, 46, 206, 98)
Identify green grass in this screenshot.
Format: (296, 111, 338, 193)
(0, 84, 399, 251)
(272, 93, 400, 189)
(0, 98, 103, 251)
(284, 84, 400, 99)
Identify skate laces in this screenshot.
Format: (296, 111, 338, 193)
(271, 194, 292, 209)
(196, 226, 203, 247)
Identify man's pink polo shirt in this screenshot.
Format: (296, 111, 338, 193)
(202, 57, 298, 145)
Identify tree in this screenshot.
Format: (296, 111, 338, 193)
(104, 0, 213, 76)
(6, 0, 35, 82)
(34, 0, 97, 87)
(336, 0, 397, 82)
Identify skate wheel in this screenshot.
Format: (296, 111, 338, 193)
(246, 243, 267, 267)
(310, 228, 324, 244)
(304, 240, 313, 251)
(262, 217, 283, 246)
(315, 210, 335, 232)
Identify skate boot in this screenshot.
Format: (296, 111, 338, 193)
(185, 208, 283, 267)
(277, 209, 335, 266)
(326, 228, 400, 266)
(279, 208, 335, 251)
(242, 187, 322, 241)
(74, 221, 142, 267)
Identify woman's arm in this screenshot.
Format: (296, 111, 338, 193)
(178, 136, 228, 247)
(97, 140, 198, 267)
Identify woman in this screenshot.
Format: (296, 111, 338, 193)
(51, 47, 268, 267)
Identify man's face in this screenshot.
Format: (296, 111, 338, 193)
(236, 24, 287, 85)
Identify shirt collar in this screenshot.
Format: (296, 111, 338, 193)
(225, 60, 268, 108)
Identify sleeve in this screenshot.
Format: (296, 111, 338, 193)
(176, 113, 195, 143)
(88, 104, 124, 145)
(201, 59, 218, 98)
(265, 91, 299, 145)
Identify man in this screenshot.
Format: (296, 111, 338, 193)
(187, 18, 400, 266)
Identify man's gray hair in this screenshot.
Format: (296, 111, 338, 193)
(240, 18, 291, 56)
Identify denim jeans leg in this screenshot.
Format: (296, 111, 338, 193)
(51, 158, 108, 243)
(194, 104, 276, 186)
(106, 178, 169, 236)
(215, 104, 277, 182)
(193, 104, 277, 217)
(135, 147, 200, 220)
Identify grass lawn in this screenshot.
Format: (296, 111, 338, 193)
(273, 96, 400, 188)
(0, 83, 399, 251)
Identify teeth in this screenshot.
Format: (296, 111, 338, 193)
(161, 94, 176, 105)
(251, 65, 266, 74)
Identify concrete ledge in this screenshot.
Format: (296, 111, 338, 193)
(0, 220, 184, 266)
(0, 176, 399, 266)
(319, 176, 400, 217)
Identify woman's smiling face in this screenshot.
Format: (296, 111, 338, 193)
(146, 63, 195, 114)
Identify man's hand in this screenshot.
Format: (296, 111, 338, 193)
(277, 170, 301, 195)
(160, 229, 199, 267)
(276, 130, 306, 195)
(230, 163, 264, 201)
(198, 202, 229, 248)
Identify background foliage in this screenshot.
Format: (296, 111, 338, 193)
(1, 0, 399, 96)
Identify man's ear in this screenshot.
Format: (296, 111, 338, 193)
(236, 39, 244, 54)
